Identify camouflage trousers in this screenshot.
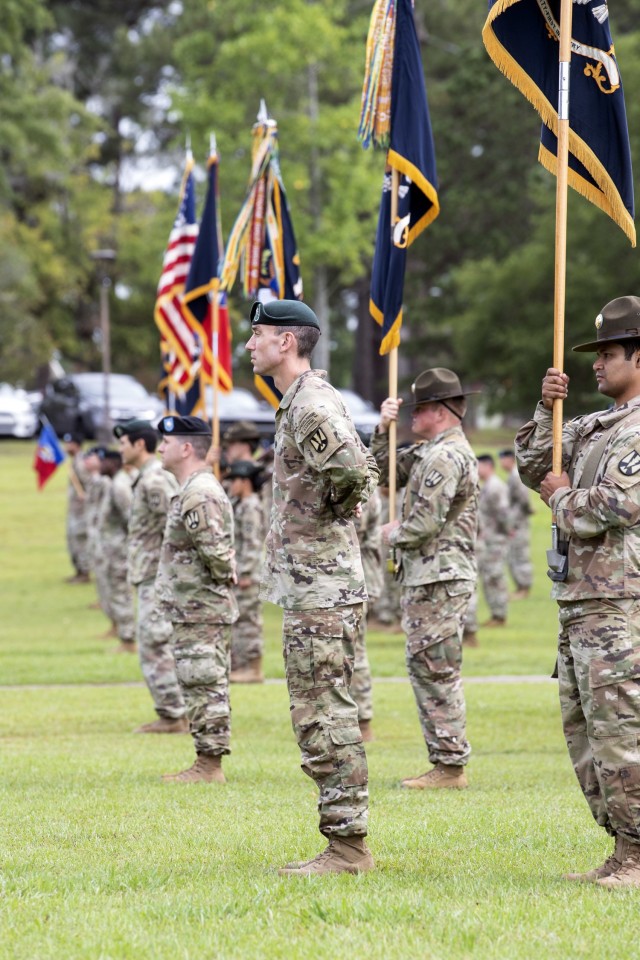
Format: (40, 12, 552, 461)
(171, 621, 232, 757)
(369, 564, 402, 626)
(66, 514, 89, 575)
(283, 604, 369, 838)
(508, 525, 533, 591)
(558, 598, 640, 844)
(350, 602, 373, 722)
(231, 582, 263, 669)
(93, 548, 111, 620)
(465, 537, 508, 629)
(104, 544, 135, 642)
(401, 581, 472, 767)
(136, 579, 185, 720)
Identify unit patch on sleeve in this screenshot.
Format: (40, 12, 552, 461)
(184, 508, 202, 531)
(617, 450, 640, 477)
(423, 469, 444, 489)
(308, 427, 329, 455)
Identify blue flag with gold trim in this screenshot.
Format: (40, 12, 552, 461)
(365, 0, 440, 355)
(483, 0, 635, 246)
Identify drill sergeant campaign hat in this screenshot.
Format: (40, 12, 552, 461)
(222, 420, 261, 444)
(403, 367, 478, 407)
(573, 296, 640, 352)
(250, 299, 321, 330)
(113, 418, 157, 440)
(156, 415, 212, 436)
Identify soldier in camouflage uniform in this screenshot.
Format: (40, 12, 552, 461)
(62, 432, 90, 583)
(464, 454, 510, 639)
(247, 298, 379, 876)
(115, 419, 187, 733)
(227, 460, 266, 684)
(352, 489, 384, 740)
(83, 447, 113, 630)
(373, 368, 479, 790)
(516, 296, 640, 888)
(98, 451, 136, 652)
(498, 448, 534, 599)
(155, 415, 238, 784)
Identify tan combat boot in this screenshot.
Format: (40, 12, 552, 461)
(100, 624, 118, 639)
(563, 835, 625, 883)
(482, 617, 506, 628)
(510, 588, 530, 600)
(359, 719, 374, 742)
(401, 763, 468, 790)
(162, 754, 226, 784)
(112, 640, 136, 654)
(596, 839, 640, 888)
(462, 631, 479, 648)
(229, 658, 264, 683)
(134, 716, 189, 734)
(278, 836, 374, 876)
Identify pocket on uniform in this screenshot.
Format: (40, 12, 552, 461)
(175, 652, 226, 688)
(329, 722, 362, 746)
(590, 654, 640, 738)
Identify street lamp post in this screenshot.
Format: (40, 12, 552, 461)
(90, 249, 116, 443)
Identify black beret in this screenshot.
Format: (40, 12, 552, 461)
(157, 415, 212, 437)
(62, 431, 84, 445)
(250, 299, 320, 330)
(113, 418, 157, 440)
(226, 459, 263, 480)
(85, 445, 109, 459)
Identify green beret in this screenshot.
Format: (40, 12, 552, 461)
(113, 418, 157, 440)
(250, 299, 320, 330)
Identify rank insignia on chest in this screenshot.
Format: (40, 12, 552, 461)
(423, 469, 444, 488)
(185, 509, 201, 530)
(309, 427, 329, 454)
(617, 450, 640, 477)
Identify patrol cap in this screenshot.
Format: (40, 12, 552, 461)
(157, 415, 212, 436)
(63, 431, 84, 445)
(84, 445, 109, 459)
(223, 420, 260, 444)
(226, 459, 263, 480)
(113, 418, 157, 440)
(573, 296, 640, 352)
(250, 299, 320, 330)
(404, 368, 478, 407)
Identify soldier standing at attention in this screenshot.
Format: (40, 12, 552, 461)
(62, 432, 90, 583)
(498, 448, 534, 600)
(83, 446, 113, 633)
(98, 451, 136, 653)
(155, 416, 238, 784)
(114, 419, 188, 734)
(227, 460, 266, 684)
(516, 296, 640, 888)
(373, 369, 479, 790)
(246, 298, 379, 876)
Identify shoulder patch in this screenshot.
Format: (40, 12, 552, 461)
(308, 427, 329, 454)
(617, 449, 640, 477)
(148, 491, 162, 510)
(423, 469, 444, 489)
(184, 508, 203, 531)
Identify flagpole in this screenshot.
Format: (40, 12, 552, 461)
(552, 0, 573, 476)
(211, 280, 221, 481)
(387, 166, 400, 524)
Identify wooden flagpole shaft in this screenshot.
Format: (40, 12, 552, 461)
(211, 283, 221, 481)
(552, 0, 573, 476)
(388, 166, 400, 522)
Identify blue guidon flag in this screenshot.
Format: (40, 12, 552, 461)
(483, 0, 635, 246)
(362, 0, 440, 355)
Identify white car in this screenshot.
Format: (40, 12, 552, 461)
(0, 384, 38, 438)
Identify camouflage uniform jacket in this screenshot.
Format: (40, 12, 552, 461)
(479, 473, 511, 541)
(98, 470, 134, 547)
(371, 426, 479, 586)
(128, 458, 178, 586)
(261, 369, 380, 611)
(356, 489, 384, 600)
(515, 397, 640, 600)
(68, 453, 89, 523)
(506, 466, 533, 527)
(156, 468, 238, 624)
(85, 474, 110, 533)
(232, 493, 265, 580)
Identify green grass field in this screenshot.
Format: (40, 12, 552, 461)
(1, 440, 637, 960)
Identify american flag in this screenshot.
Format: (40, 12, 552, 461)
(154, 153, 201, 391)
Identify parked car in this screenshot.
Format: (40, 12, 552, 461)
(40, 373, 165, 439)
(0, 384, 39, 438)
(204, 386, 276, 441)
(338, 389, 381, 441)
